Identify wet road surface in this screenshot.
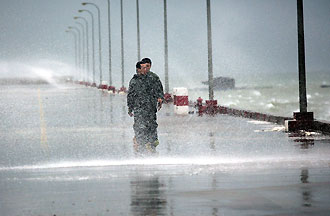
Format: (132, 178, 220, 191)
(1, 84, 330, 216)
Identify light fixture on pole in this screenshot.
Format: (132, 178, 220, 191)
(65, 30, 78, 81)
(78, 9, 96, 87)
(75, 21, 86, 84)
(136, 0, 141, 61)
(74, 16, 90, 85)
(106, 0, 114, 91)
(82, 2, 104, 88)
(205, 0, 218, 114)
(68, 26, 83, 83)
(120, 0, 125, 91)
(285, 0, 314, 132)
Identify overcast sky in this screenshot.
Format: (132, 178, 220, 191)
(0, 0, 329, 87)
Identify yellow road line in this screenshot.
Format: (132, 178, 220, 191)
(38, 88, 48, 150)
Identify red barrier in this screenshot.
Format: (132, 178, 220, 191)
(196, 97, 204, 116)
(197, 97, 203, 106)
(118, 86, 127, 93)
(164, 93, 173, 103)
(205, 100, 218, 115)
(176, 96, 188, 106)
(98, 84, 108, 90)
(108, 86, 116, 93)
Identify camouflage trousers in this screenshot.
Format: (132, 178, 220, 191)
(133, 112, 158, 146)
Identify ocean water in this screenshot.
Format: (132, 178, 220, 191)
(188, 72, 330, 121)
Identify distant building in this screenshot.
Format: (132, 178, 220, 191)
(202, 76, 235, 90)
(320, 83, 330, 88)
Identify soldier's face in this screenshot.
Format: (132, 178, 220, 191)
(143, 63, 151, 72)
(141, 63, 150, 75)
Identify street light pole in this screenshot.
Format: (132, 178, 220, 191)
(284, 0, 314, 132)
(82, 2, 103, 86)
(65, 30, 78, 79)
(107, 0, 113, 87)
(79, 9, 96, 86)
(206, 0, 214, 100)
(297, 0, 307, 113)
(120, 0, 125, 88)
(75, 22, 86, 83)
(74, 16, 90, 85)
(136, 0, 141, 60)
(68, 26, 82, 81)
(163, 0, 169, 94)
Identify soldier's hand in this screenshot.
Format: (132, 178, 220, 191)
(157, 98, 163, 111)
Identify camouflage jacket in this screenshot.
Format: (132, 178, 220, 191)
(127, 71, 164, 115)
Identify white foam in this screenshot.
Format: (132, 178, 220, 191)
(266, 103, 275, 108)
(1, 155, 329, 172)
(252, 90, 261, 96)
(248, 120, 270, 125)
(224, 101, 237, 106)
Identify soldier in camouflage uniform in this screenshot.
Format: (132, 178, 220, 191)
(127, 58, 164, 153)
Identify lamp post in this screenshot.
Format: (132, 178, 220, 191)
(106, 0, 113, 88)
(297, 0, 308, 113)
(68, 26, 82, 82)
(79, 9, 96, 87)
(203, 0, 218, 114)
(285, 0, 314, 132)
(74, 16, 90, 85)
(120, 0, 125, 89)
(163, 0, 169, 94)
(206, 0, 214, 101)
(82, 2, 103, 87)
(65, 30, 78, 80)
(136, 0, 141, 60)
(75, 21, 86, 83)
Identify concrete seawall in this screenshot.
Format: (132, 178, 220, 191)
(190, 101, 330, 135)
(217, 105, 292, 125)
(313, 120, 330, 134)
